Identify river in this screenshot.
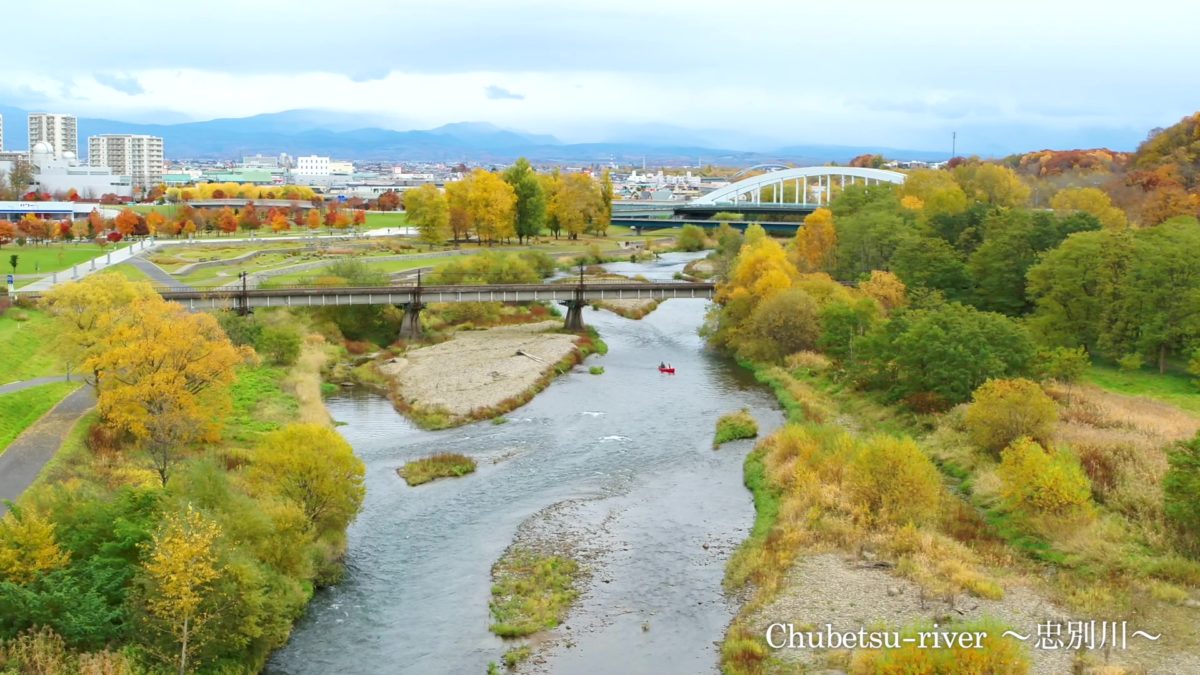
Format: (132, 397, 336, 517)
(268, 253, 784, 675)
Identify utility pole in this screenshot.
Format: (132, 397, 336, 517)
(951, 131, 957, 161)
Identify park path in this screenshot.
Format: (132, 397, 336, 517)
(16, 227, 418, 293)
(0, 385, 95, 517)
(0, 374, 74, 393)
(126, 257, 190, 289)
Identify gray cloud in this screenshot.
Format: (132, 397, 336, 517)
(94, 73, 144, 95)
(485, 85, 524, 101)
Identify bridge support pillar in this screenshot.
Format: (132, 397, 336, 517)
(561, 300, 586, 332)
(398, 302, 424, 342)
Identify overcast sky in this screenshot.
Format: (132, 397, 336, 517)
(3, 0, 1197, 153)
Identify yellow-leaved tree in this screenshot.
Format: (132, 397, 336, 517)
(998, 438, 1093, 521)
(846, 436, 942, 527)
(141, 505, 222, 675)
(87, 295, 252, 486)
(41, 274, 158, 385)
(247, 424, 365, 572)
(547, 172, 599, 241)
(1050, 187, 1128, 229)
(710, 224, 799, 353)
(790, 207, 837, 272)
(464, 169, 517, 244)
(0, 508, 69, 583)
(857, 270, 907, 314)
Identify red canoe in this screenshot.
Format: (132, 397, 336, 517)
(658, 366, 676, 374)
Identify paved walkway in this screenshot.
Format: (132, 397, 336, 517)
(127, 257, 189, 289)
(0, 385, 95, 516)
(0, 374, 73, 394)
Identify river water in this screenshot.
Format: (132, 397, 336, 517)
(268, 254, 784, 675)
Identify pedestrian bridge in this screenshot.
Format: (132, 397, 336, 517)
(149, 281, 715, 311)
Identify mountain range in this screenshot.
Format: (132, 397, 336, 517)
(0, 106, 952, 165)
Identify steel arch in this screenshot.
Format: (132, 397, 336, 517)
(691, 166, 906, 206)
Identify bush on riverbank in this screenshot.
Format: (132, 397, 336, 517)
(714, 409, 758, 447)
(589, 365, 604, 375)
(489, 548, 581, 638)
(397, 453, 477, 486)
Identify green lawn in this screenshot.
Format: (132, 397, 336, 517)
(0, 381, 82, 454)
(365, 212, 408, 229)
(0, 244, 120, 274)
(101, 264, 154, 283)
(0, 310, 68, 381)
(260, 255, 463, 287)
(1085, 364, 1200, 414)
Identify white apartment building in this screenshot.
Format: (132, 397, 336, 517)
(27, 113, 78, 158)
(329, 160, 355, 175)
(88, 134, 165, 190)
(295, 155, 330, 176)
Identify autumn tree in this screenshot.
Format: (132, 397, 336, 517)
(464, 169, 517, 244)
(140, 506, 222, 675)
(247, 425, 365, 542)
(352, 209, 367, 228)
(445, 179, 471, 242)
(501, 157, 546, 243)
(548, 172, 598, 240)
(87, 296, 250, 485)
(0, 221, 13, 248)
(964, 378, 1059, 456)
(951, 162, 1031, 207)
(238, 204, 260, 231)
(597, 169, 613, 236)
(708, 225, 800, 352)
(305, 209, 321, 231)
(216, 207, 237, 235)
(114, 208, 140, 236)
(858, 270, 906, 313)
(377, 189, 401, 211)
(88, 209, 106, 235)
(0, 508, 69, 584)
(791, 207, 837, 272)
(1050, 187, 1128, 229)
(41, 274, 158, 384)
(146, 210, 166, 236)
(404, 183, 450, 248)
(847, 436, 942, 526)
(269, 210, 290, 233)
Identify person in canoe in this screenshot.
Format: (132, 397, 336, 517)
(659, 362, 665, 369)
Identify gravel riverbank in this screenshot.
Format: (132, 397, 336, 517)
(378, 321, 582, 421)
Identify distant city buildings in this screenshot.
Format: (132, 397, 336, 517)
(88, 134, 165, 191)
(27, 113, 78, 159)
(295, 155, 331, 176)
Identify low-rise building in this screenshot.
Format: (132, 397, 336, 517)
(30, 142, 131, 198)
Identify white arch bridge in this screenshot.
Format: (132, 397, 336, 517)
(690, 166, 906, 209)
(613, 167, 908, 225)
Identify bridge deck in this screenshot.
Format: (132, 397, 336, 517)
(19, 281, 717, 311)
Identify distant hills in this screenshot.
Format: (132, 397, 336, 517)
(0, 105, 951, 165)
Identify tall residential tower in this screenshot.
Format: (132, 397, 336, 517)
(88, 134, 165, 191)
(27, 113, 78, 158)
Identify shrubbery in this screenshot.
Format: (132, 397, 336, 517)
(1164, 434, 1200, 555)
(846, 436, 942, 527)
(998, 437, 1092, 520)
(964, 378, 1058, 456)
(714, 409, 759, 447)
(675, 224, 708, 252)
